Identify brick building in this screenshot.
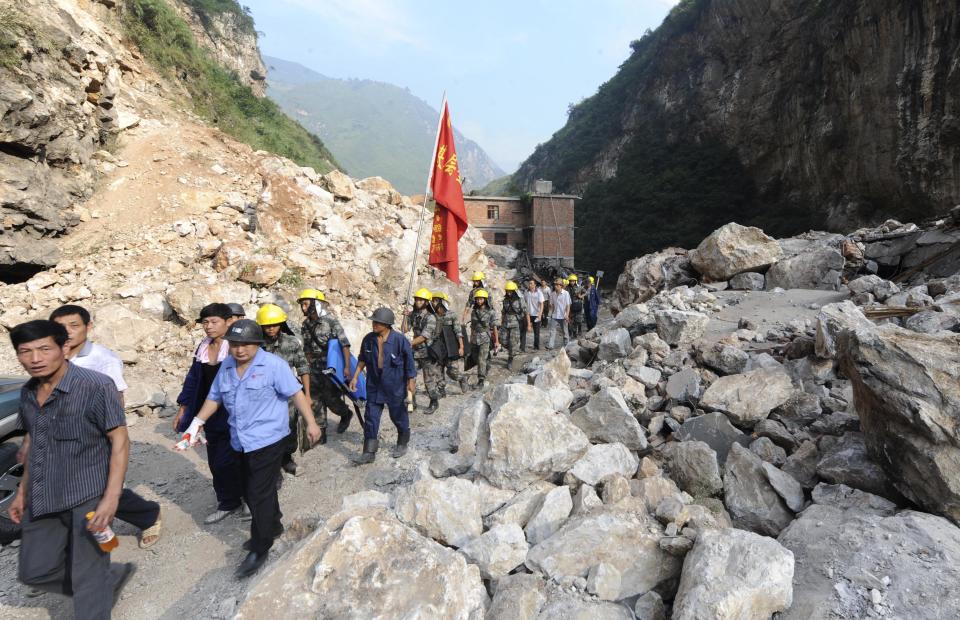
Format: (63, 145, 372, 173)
(463, 191, 577, 268)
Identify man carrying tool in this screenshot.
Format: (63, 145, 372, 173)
(256, 304, 310, 476)
(584, 275, 601, 331)
(408, 288, 441, 414)
(349, 308, 417, 462)
(431, 292, 469, 395)
(178, 320, 321, 578)
(298, 289, 352, 443)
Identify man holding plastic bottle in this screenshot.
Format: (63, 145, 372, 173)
(8, 319, 136, 619)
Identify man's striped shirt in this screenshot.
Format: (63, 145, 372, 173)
(18, 363, 126, 517)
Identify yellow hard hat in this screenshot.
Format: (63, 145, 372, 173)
(432, 291, 449, 302)
(297, 289, 322, 301)
(413, 288, 433, 301)
(505, 281, 519, 292)
(589, 276, 595, 284)
(256, 304, 288, 326)
(471, 271, 486, 282)
(568, 274, 578, 282)
(473, 289, 489, 299)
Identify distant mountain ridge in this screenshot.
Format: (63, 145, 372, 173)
(264, 56, 505, 195)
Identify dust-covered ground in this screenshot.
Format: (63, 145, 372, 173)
(0, 343, 543, 620)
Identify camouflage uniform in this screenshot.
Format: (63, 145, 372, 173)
(470, 305, 498, 381)
(411, 308, 441, 401)
(437, 312, 466, 394)
(568, 284, 585, 338)
(302, 314, 351, 429)
(500, 293, 526, 361)
(262, 332, 309, 456)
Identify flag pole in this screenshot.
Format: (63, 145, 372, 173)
(404, 91, 447, 310)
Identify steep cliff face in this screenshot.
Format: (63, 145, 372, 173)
(0, 0, 332, 280)
(513, 0, 960, 272)
(170, 0, 267, 95)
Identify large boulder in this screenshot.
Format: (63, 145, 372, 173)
(487, 573, 547, 619)
(394, 474, 483, 547)
(673, 528, 794, 620)
(662, 440, 723, 497)
(92, 304, 164, 359)
(614, 248, 695, 310)
(524, 485, 573, 544)
(235, 509, 486, 618)
(478, 398, 590, 491)
(815, 432, 901, 501)
(459, 523, 529, 580)
(655, 309, 709, 345)
(598, 328, 632, 361)
(569, 387, 648, 450)
(700, 368, 794, 428)
(689, 223, 783, 281)
(778, 506, 960, 619)
(837, 315, 960, 522)
(525, 503, 682, 600)
(723, 443, 794, 536)
(766, 246, 844, 290)
(676, 412, 751, 465)
(532, 350, 575, 412)
(568, 443, 640, 486)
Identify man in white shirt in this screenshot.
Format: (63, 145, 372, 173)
(47, 305, 162, 548)
(547, 278, 571, 349)
(523, 279, 545, 350)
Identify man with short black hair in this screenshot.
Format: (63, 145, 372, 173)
(8, 320, 136, 619)
(175, 303, 244, 525)
(48, 304, 162, 548)
(179, 319, 321, 578)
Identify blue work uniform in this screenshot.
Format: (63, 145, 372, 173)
(206, 348, 304, 555)
(358, 329, 417, 441)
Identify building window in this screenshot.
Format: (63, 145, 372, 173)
(494, 232, 508, 245)
(487, 205, 500, 220)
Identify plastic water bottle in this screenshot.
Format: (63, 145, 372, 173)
(86, 512, 119, 552)
(174, 433, 192, 451)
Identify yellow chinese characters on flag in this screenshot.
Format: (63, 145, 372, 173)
(428, 101, 468, 283)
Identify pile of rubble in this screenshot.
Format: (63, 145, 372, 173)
(237, 220, 960, 619)
(0, 136, 505, 415)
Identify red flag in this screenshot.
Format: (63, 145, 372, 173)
(427, 100, 469, 283)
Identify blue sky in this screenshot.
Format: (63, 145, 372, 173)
(244, 0, 679, 173)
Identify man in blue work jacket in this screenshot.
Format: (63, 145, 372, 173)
(349, 307, 416, 462)
(180, 320, 321, 578)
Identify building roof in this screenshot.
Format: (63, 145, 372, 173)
(464, 194, 580, 201)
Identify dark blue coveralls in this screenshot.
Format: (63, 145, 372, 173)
(358, 329, 417, 440)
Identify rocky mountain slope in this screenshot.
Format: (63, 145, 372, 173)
(265, 56, 506, 195)
(511, 0, 960, 275)
(0, 0, 337, 281)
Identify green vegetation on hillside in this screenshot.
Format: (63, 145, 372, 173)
(266, 56, 504, 194)
(474, 174, 516, 196)
(576, 134, 757, 276)
(121, 0, 337, 172)
(182, 0, 255, 35)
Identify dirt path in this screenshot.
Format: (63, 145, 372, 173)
(0, 349, 534, 619)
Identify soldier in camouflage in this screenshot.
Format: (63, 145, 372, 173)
(461, 271, 488, 324)
(470, 289, 499, 388)
(409, 288, 441, 414)
(297, 289, 353, 444)
(567, 274, 586, 338)
(256, 304, 310, 476)
(500, 281, 526, 365)
(431, 292, 469, 395)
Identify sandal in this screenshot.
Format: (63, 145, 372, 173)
(139, 515, 162, 549)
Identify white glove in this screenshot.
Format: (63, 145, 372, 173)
(175, 418, 207, 451)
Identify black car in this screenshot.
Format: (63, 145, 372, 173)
(0, 376, 26, 544)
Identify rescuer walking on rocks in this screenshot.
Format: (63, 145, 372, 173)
(469, 289, 499, 388)
(500, 281, 526, 365)
(431, 292, 469, 395)
(256, 304, 311, 476)
(298, 289, 352, 443)
(408, 288, 441, 414)
(349, 308, 417, 462)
